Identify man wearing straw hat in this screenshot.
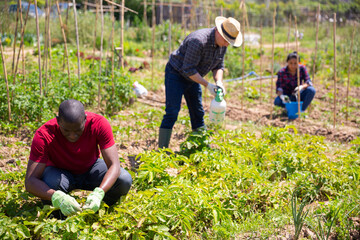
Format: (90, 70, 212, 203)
(158, 16, 242, 149)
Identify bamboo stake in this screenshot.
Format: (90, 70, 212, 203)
(13, 1, 30, 84)
(0, 38, 11, 121)
(295, 16, 300, 121)
(312, 4, 320, 85)
(73, 0, 81, 79)
(159, 0, 163, 24)
(333, 13, 337, 128)
(168, 1, 172, 56)
(143, 0, 147, 25)
(270, 8, 276, 120)
(34, 0, 42, 95)
(182, 0, 185, 36)
(98, 0, 104, 109)
(44, 0, 49, 92)
(259, 20, 263, 102)
(111, 5, 115, 97)
(11, 0, 20, 77)
(121, 0, 125, 69)
(346, 25, 356, 122)
(286, 15, 291, 57)
(19, 0, 26, 82)
(241, 0, 245, 111)
(56, 0, 71, 87)
(48, 0, 52, 81)
(151, 0, 155, 88)
(93, 0, 98, 66)
(65, 0, 70, 25)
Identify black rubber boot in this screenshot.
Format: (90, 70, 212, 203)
(158, 128, 172, 149)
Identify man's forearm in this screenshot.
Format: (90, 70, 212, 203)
(213, 69, 224, 84)
(25, 177, 55, 201)
(188, 73, 209, 87)
(99, 165, 120, 192)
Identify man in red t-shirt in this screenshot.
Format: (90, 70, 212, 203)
(25, 99, 132, 217)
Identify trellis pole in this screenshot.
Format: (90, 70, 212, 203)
(295, 16, 300, 121)
(159, 0, 163, 24)
(143, 0, 147, 25)
(14, 1, 30, 84)
(168, 1, 172, 56)
(270, 8, 276, 120)
(241, 0, 245, 111)
(73, 0, 81, 80)
(34, 0, 42, 96)
(312, 4, 320, 85)
(98, 0, 104, 109)
(0, 38, 11, 121)
(93, 0, 99, 66)
(346, 25, 356, 122)
(111, 5, 115, 97)
(333, 13, 337, 128)
(12, 0, 20, 77)
(286, 15, 291, 58)
(48, 0, 52, 81)
(19, 0, 26, 82)
(151, 0, 155, 88)
(259, 20, 263, 102)
(121, 0, 125, 69)
(44, 0, 49, 92)
(56, 0, 71, 88)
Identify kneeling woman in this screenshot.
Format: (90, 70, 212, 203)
(274, 51, 316, 112)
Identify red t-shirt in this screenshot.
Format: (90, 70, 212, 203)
(29, 112, 115, 174)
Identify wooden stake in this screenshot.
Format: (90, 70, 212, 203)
(44, 0, 49, 92)
(241, 0, 245, 111)
(0, 38, 11, 121)
(98, 0, 104, 109)
(48, 0, 52, 82)
(312, 4, 320, 85)
(121, 0, 125, 69)
(333, 13, 337, 128)
(182, 0, 185, 36)
(168, 2, 172, 56)
(14, 1, 30, 83)
(295, 16, 301, 121)
(286, 15, 291, 58)
(111, 5, 115, 97)
(19, 0, 26, 82)
(159, 0, 163, 24)
(93, 0, 99, 66)
(151, 0, 155, 88)
(346, 25, 356, 122)
(270, 8, 276, 120)
(11, 0, 20, 77)
(34, 0, 42, 96)
(73, 0, 81, 79)
(143, 0, 147, 25)
(259, 20, 263, 102)
(56, 0, 71, 87)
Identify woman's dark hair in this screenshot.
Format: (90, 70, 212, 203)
(286, 51, 301, 62)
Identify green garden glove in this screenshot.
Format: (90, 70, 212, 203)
(83, 187, 105, 212)
(51, 190, 81, 216)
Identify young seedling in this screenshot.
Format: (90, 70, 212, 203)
(291, 189, 310, 240)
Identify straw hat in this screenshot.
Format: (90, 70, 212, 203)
(215, 16, 242, 47)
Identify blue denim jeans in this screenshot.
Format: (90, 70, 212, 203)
(160, 63, 205, 130)
(42, 158, 132, 206)
(274, 86, 316, 111)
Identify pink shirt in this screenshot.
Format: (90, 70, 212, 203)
(29, 112, 115, 174)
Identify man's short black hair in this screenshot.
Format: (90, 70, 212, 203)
(58, 99, 85, 123)
(286, 51, 301, 63)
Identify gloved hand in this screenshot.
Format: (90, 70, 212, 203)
(280, 94, 290, 104)
(216, 81, 226, 95)
(51, 190, 81, 216)
(293, 85, 304, 95)
(83, 187, 105, 212)
(206, 83, 218, 97)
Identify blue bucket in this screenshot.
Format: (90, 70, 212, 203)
(285, 102, 303, 119)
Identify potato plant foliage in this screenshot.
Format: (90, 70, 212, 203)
(0, 126, 359, 239)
